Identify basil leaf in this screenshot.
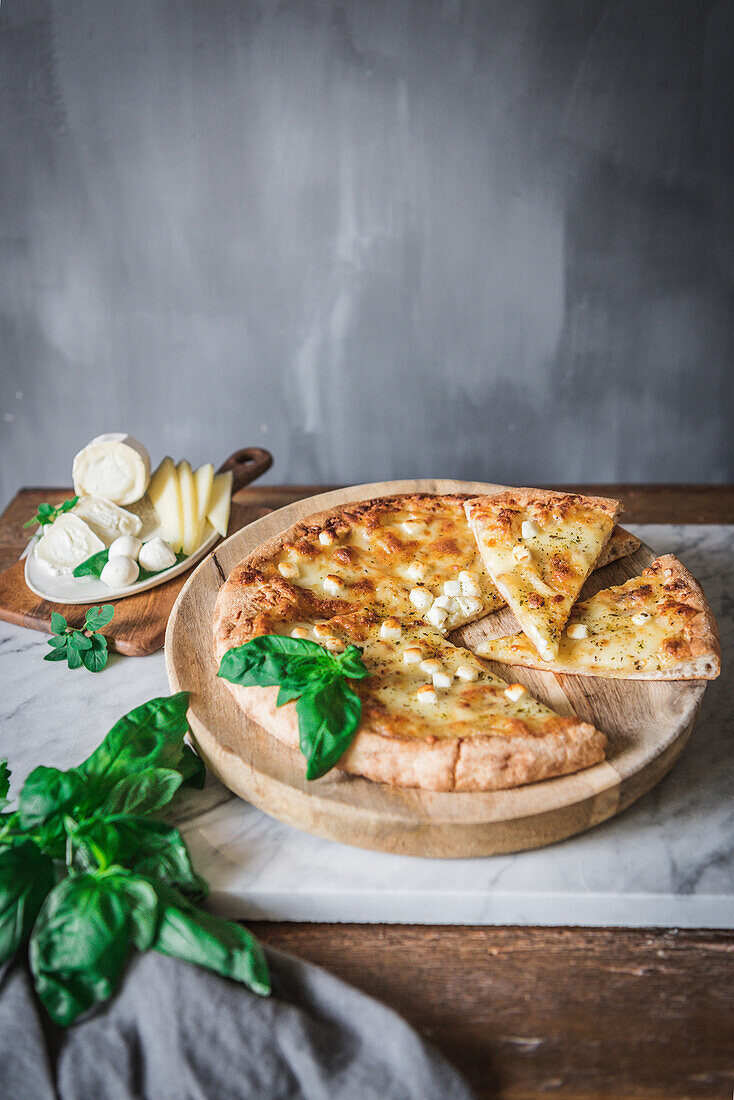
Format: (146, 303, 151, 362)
(44, 647, 69, 663)
(0, 841, 55, 965)
(152, 883, 270, 997)
(66, 646, 83, 670)
(85, 604, 114, 630)
(101, 768, 183, 816)
(178, 745, 206, 790)
(47, 634, 68, 649)
(218, 634, 328, 691)
(29, 872, 158, 1026)
(18, 767, 86, 830)
(69, 818, 206, 899)
(24, 497, 79, 529)
(73, 550, 108, 579)
(50, 612, 68, 634)
(334, 645, 371, 681)
(67, 631, 93, 651)
(0, 761, 10, 807)
(80, 633, 109, 673)
(297, 680, 362, 780)
(77, 693, 192, 788)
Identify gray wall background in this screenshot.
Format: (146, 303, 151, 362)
(1, 0, 733, 503)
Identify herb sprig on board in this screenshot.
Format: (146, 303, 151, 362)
(23, 496, 79, 529)
(73, 548, 187, 582)
(218, 635, 370, 779)
(44, 605, 115, 672)
(0, 692, 269, 1025)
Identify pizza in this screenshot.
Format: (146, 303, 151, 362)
(464, 490, 622, 662)
(212, 492, 643, 791)
(476, 555, 721, 680)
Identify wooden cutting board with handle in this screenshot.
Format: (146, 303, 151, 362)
(0, 447, 273, 656)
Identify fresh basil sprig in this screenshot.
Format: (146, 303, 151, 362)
(23, 496, 79, 529)
(73, 548, 187, 582)
(218, 635, 370, 779)
(0, 692, 269, 1025)
(45, 605, 115, 672)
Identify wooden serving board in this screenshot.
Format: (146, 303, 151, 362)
(0, 448, 272, 656)
(165, 479, 709, 857)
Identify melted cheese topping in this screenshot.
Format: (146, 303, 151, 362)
(478, 565, 699, 675)
(466, 494, 617, 661)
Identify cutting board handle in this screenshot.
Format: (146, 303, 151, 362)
(218, 447, 273, 495)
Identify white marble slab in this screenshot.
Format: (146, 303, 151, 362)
(1, 525, 732, 927)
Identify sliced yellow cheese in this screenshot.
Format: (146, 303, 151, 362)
(177, 460, 200, 557)
(193, 463, 215, 547)
(147, 456, 183, 552)
(206, 470, 232, 538)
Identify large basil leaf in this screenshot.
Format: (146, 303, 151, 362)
(80, 633, 109, 673)
(296, 680, 362, 780)
(100, 768, 183, 817)
(152, 883, 270, 996)
(29, 872, 158, 1026)
(0, 841, 55, 965)
(69, 818, 206, 899)
(76, 693, 193, 788)
(18, 767, 86, 830)
(218, 635, 327, 692)
(0, 760, 10, 808)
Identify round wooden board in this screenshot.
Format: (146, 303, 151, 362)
(165, 479, 708, 857)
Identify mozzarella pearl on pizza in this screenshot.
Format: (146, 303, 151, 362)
(324, 636, 344, 652)
(504, 684, 528, 702)
(432, 670, 453, 690)
(458, 571, 481, 597)
(406, 561, 427, 581)
(323, 574, 344, 595)
(567, 623, 589, 639)
(521, 519, 542, 539)
(420, 658, 442, 675)
(417, 685, 438, 705)
(313, 622, 332, 638)
(513, 544, 532, 564)
(632, 611, 652, 626)
(278, 561, 300, 579)
(380, 618, 402, 641)
(443, 579, 462, 598)
(409, 587, 432, 611)
(455, 664, 478, 682)
(319, 530, 336, 546)
(290, 626, 310, 639)
(402, 647, 422, 664)
(425, 604, 448, 629)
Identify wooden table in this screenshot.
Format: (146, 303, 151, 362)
(3, 483, 733, 1099)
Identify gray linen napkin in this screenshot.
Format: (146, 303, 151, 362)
(0, 946, 474, 1100)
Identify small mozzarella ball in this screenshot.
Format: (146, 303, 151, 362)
(279, 561, 300, 579)
(406, 561, 427, 582)
(631, 612, 651, 626)
(432, 670, 453, 690)
(417, 686, 438, 705)
(455, 664, 478, 682)
(409, 587, 433, 611)
(323, 574, 344, 596)
(443, 579, 462, 598)
(504, 683, 528, 702)
(567, 623, 589, 639)
(513, 545, 532, 564)
(108, 534, 142, 561)
(139, 537, 177, 573)
(291, 627, 310, 639)
(380, 618, 402, 641)
(402, 646, 423, 664)
(457, 596, 483, 618)
(425, 604, 448, 629)
(420, 658, 442, 675)
(100, 555, 139, 588)
(521, 519, 542, 540)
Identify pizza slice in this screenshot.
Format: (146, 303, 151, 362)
(464, 490, 622, 662)
(214, 601, 607, 791)
(476, 555, 720, 680)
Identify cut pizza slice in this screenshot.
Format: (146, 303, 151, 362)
(464, 490, 622, 662)
(476, 555, 721, 680)
(214, 605, 607, 791)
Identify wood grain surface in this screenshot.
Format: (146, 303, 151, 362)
(166, 478, 708, 858)
(2, 482, 732, 1099)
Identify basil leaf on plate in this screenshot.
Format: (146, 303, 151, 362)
(29, 872, 159, 1026)
(0, 841, 55, 966)
(152, 883, 270, 997)
(72, 550, 109, 579)
(296, 680, 363, 780)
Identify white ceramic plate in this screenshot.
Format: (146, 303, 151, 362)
(24, 500, 219, 605)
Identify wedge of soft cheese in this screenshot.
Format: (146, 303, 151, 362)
(193, 463, 214, 546)
(147, 456, 184, 552)
(177, 460, 200, 556)
(72, 433, 151, 506)
(73, 495, 143, 545)
(206, 470, 233, 538)
(34, 514, 105, 576)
